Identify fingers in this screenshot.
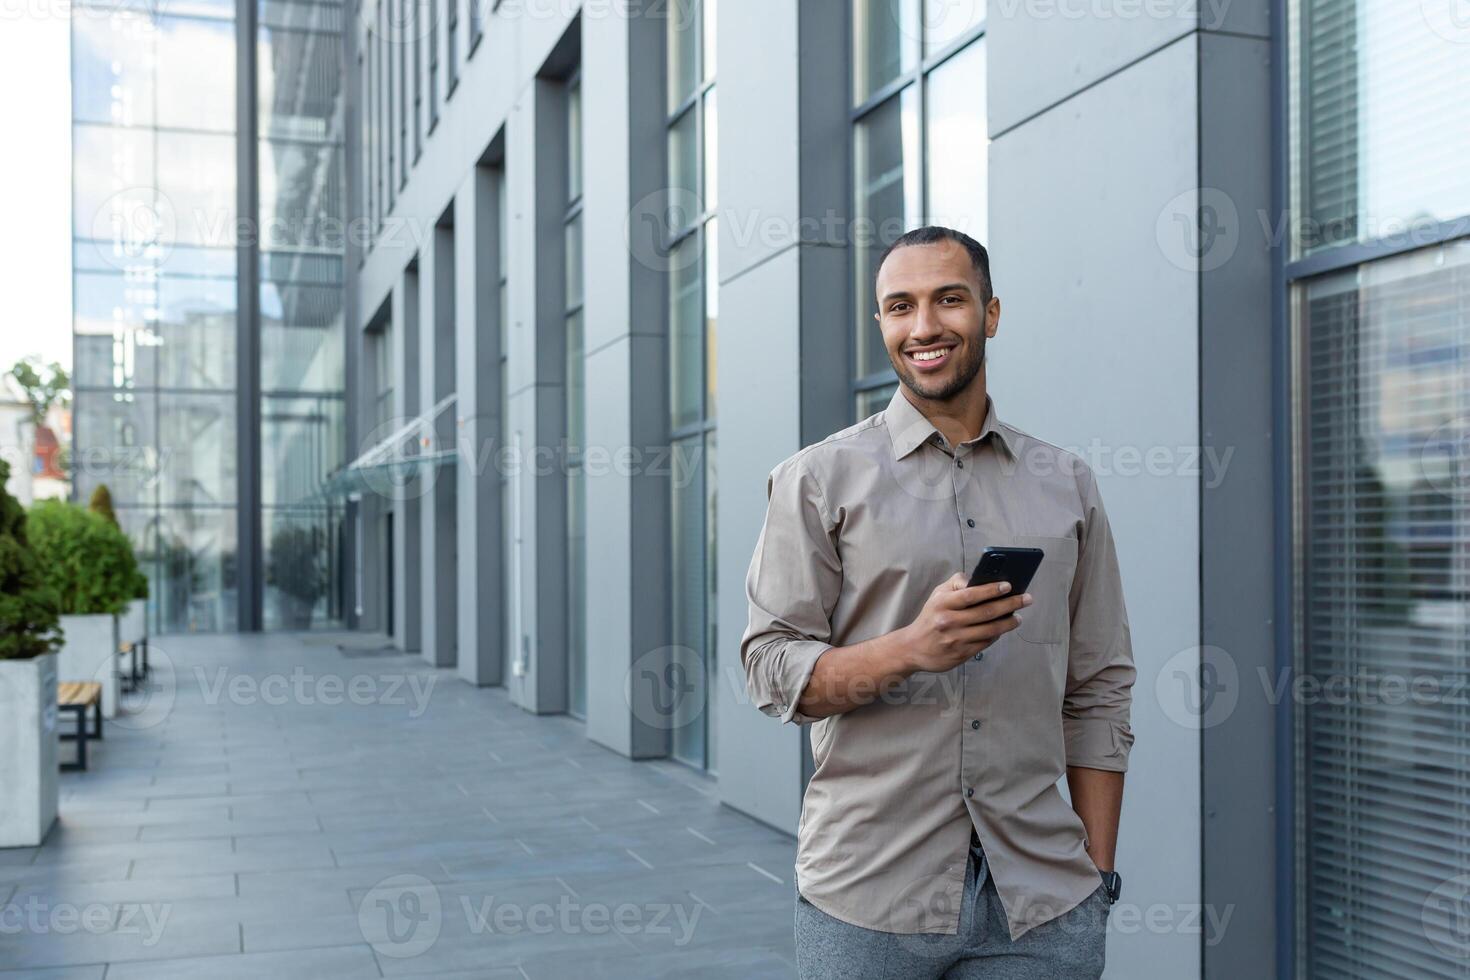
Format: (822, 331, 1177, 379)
(956, 581, 1014, 606)
(943, 593, 1032, 626)
(955, 614, 1022, 645)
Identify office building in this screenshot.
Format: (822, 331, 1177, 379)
(70, 0, 1470, 975)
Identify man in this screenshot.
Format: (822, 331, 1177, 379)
(741, 226, 1135, 979)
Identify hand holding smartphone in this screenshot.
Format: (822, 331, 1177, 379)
(967, 546, 1045, 595)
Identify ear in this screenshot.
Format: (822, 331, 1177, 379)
(984, 296, 1001, 338)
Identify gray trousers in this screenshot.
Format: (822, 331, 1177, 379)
(795, 841, 1108, 979)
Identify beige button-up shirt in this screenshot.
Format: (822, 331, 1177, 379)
(741, 388, 1135, 940)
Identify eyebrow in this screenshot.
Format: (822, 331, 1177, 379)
(879, 282, 975, 305)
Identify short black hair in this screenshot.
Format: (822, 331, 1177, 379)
(875, 225, 992, 303)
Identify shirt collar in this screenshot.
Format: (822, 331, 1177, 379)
(883, 387, 1016, 461)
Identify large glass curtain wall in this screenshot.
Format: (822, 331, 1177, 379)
(259, 0, 348, 631)
(851, 0, 987, 419)
(1289, 0, 1470, 975)
(70, 0, 346, 633)
(72, 0, 241, 633)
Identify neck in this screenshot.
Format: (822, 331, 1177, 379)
(903, 367, 990, 448)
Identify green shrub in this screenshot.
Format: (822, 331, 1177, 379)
(0, 461, 63, 660)
(27, 499, 140, 616)
(88, 483, 119, 527)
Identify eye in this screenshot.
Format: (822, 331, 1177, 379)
(939, 294, 964, 305)
(889, 302, 912, 314)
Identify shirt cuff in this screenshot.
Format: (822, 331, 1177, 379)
(1063, 717, 1133, 772)
(753, 639, 832, 725)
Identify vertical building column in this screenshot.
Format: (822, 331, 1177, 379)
(418, 220, 458, 667)
(713, 0, 809, 829)
(502, 83, 568, 714)
(454, 162, 505, 686)
(580, 6, 669, 758)
(390, 273, 422, 652)
(1198, 4, 1276, 978)
(235, 0, 262, 631)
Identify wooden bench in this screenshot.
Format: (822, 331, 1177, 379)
(58, 682, 103, 772)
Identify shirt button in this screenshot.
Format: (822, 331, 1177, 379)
(971, 720, 981, 730)
(966, 518, 976, 528)
(955, 458, 965, 469)
(973, 652, 984, 662)
(965, 788, 974, 798)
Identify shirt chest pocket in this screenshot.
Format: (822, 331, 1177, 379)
(1010, 533, 1077, 645)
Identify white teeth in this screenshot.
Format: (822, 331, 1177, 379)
(911, 349, 947, 362)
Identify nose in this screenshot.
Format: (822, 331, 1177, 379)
(909, 301, 943, 343)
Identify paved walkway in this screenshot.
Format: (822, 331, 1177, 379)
(0, 633, 798, 978)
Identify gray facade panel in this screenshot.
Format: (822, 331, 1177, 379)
(453, 164, 506, 687)
(989, 33, 1203, 980)
(1198, 24, 1278, 980)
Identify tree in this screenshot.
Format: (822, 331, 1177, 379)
(89, 484, 119, 527)
(0, 460, 63, 660)
(10, 358, 71, 425)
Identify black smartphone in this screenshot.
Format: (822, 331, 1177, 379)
(967, 547, 1045, 594)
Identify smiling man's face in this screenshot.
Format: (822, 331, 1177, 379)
(874, 239, 999, 403)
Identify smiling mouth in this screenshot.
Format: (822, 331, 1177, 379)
(904, 345, 955, 370)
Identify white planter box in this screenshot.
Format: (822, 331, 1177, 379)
(0, 654, 59, 848)
(57, 613, 119, 719)
(121, 598, 147, 648)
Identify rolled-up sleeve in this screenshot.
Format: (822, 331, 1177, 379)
(1063, 463, 1137, 771)
(740, 456, 842, 725)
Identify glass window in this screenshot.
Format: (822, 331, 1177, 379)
(156, 16, 237, 132)
(257, 0, 347, 631)
(851, 0, 986, 416)
(670, 432, 707, 768)
(853, 85, 919, 380)
(564, 214, 583, 311)
(923, 0, 983, 53)
(925, 41, 987, 241)
(704, 218, 719, 421)
(853, 0, 919, 103)
(1289, 0, 1470, 257)
(157, 391, 238, 507)
(1295, 240, 1470, 977)
(668, 0, 699, 111)
(669, 235, 704, 432)
(669, 107, 699, 212)
(148, 506, 239, 634)
(155, 130, 238, 246)
(71, 10, 156, 128)
(567, 77, 583, 202)
(565, 71, 587, 718)
(666, 0, 717, 771)
(156, 274, 237, 390)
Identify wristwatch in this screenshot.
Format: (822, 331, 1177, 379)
(1099, 870, 1122, 905)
